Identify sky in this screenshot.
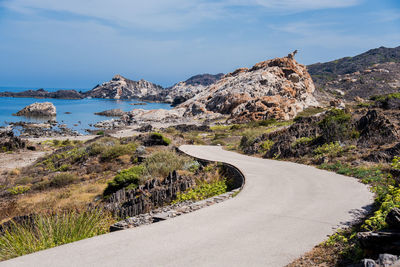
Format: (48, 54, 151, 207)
(0, 0, 399, 89)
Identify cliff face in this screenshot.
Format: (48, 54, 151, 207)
(85, 75, 164, 100)
(178, 55, 318, 122)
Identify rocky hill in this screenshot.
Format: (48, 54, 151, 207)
(178, 53, 318, 122)
(85, 74, 164, 101)
(165, 73, 224, 106)
(308, 46, 400, 101)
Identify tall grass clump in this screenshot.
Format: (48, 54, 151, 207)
(0, 209, 113, 261)
(143, 151, 190, 178)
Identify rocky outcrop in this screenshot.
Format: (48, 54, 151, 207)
(14, 102, 56, 117)
(165, 73, 224, 106)
(0, 127, 25, 152)
(0, 89, 83, 99)
(94, 109, 125, 117)
(358, 208, 400, 255)
(355, 254, 400, 267)
(85, 74, 164, 100)
(365, 142, 400, 163)
(178, 54, 318, 122)
(357, 110, 400, 148)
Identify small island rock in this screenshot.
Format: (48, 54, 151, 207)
(14, 102, 56, 117)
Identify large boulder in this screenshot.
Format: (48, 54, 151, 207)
(14, 102, 56, 117)
(178, 53, 319, 122)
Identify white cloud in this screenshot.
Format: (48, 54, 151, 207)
(3, 0, 362, 31)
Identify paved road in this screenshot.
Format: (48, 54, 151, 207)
(2, 145, 374, 267)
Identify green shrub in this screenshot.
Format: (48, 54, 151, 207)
(96, 131, 105, 136)
(318, 109, 353, 142)
(319, 162, 392, 187)
(103, 165, 144, 196)
(50, 173, 77, 188)
(52, 139, 61, 146)
(294, 107, 325, 121)
(172, 179, 227, 204)
(7, 185, 30, 195)
(0, 209, 113, 261)
(61, 139, 72, 146)
(371, 92, 400, 102)
(256, 119, 277, 127)
(143, 151, 190, 178)
(260, 140, 274, 152)
(392, 156, 400, 170)
(314, 142, 344, 159)
(239, 129, 264, 151)
(57, 164, 70, 172)
(149, 132, 171, 146)
(363, 185, 400, 231)
(100, 143, 137, 162)
(291, 136, 315, 147)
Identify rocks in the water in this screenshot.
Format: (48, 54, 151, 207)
(178, 54, 318, 122)
(9, 121, 80, 138)
(85, 74, 164, 100)
(0, 127, 25, 152)
(14, 102, 56, 117)
(94, 109, 125, 117)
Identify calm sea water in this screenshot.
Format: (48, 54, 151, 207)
(0, 87, 171, 134)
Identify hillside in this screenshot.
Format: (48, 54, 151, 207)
(308, 46, 400, 101)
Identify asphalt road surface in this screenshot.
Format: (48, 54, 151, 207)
(2, 145, 374, 267)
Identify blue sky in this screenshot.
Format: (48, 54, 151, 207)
(0, 0, 399, 89)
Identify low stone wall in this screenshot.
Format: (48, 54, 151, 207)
(108, 151, 246, 231)
(104, 171, 195, 219)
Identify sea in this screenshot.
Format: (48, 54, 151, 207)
(0, 87, 172, 134)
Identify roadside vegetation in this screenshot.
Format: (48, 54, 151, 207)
(0, 131, 233, 261)
(0, 209, 114, 261)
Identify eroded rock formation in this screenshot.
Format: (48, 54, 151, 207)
(179, 55, 318, 122)
(86, 74, 164, 100)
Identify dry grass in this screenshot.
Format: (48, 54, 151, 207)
(1, 181, 107, 223)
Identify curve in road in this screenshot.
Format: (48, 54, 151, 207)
(1, 145, 374, 267)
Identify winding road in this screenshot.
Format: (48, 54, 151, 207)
(2, 145, 374, 267)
